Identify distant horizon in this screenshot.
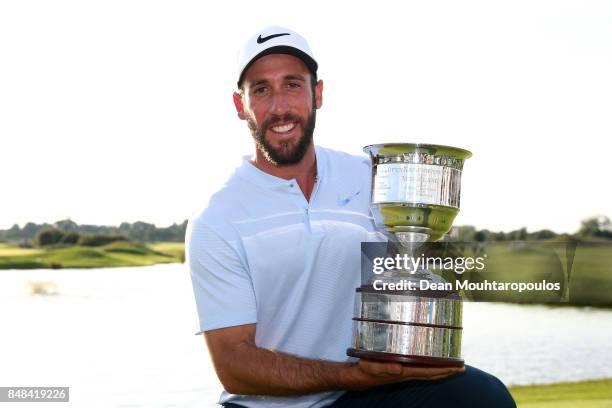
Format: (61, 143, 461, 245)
(0, 217, 188, 231)
(0, 216, 597, 235)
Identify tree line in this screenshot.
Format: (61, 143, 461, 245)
(1, 215, 610, 248)
(454, 215, 612, 242)
(0, 219, 188, 247)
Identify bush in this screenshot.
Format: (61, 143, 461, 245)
(33, 227, 65, 247)
(77, 234, 128, 247)
(59, 231, 80, 245)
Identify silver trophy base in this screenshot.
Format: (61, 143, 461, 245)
(348, 287, 464, 367)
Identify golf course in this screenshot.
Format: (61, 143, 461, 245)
(0, 241, 184, 269)
(509, 378, 612, 408)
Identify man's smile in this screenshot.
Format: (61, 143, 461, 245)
(269, 122, 298, 134)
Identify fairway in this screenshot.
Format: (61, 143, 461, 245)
(509, 378, 612, 408)
(149, 241, 185, 259)
(0, 241, 184, 269)
(0, 243, 44, 257)
(439, 241, 612, 306)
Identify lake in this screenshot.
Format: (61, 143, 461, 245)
(1, 264, 611, 407)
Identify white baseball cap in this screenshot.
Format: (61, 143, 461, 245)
(236, 26, 318, 88)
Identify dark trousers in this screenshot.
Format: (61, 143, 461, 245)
(329, 365, 516, 407)
(223, 365, 516, 408)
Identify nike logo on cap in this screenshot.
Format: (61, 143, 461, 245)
(257, 33, 290, 44)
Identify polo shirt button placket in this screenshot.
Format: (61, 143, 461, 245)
(304, 207, 312, 233)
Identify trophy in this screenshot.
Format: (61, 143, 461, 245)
(347, 143, 471, 367)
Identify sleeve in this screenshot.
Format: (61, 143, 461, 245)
(186, 218, 257, 335)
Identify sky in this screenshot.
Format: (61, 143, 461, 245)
(1, 0, 611, 233)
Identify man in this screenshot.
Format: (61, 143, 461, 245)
(187, 26, 516, 407)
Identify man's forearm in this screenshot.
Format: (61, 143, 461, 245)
(205, 326, 463, 396)
(218, 340, 358, 396)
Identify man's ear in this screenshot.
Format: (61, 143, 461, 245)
(233, 91, 246, 120)
(314, 80, 323, 109)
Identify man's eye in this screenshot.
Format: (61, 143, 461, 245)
(253, 87, 267, 94)
(287, 82, 301, 89)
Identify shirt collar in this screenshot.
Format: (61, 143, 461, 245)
(235, 145, 326, 190)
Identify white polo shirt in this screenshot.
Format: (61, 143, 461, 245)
(186, 145, 384, 408)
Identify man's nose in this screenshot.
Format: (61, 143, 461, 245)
(269, 91, 290, 115)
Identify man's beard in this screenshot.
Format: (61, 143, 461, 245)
(247, 108, 316, 166)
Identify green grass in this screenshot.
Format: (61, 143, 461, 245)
(509, 378, 612, 408)
(0, 241, 184, 269)
(436, 242, 612, 306)
(569, 246, 612, 305)
(0, 243, 45, 257)
(149, 242, 185, 260)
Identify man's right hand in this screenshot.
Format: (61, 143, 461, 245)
(347, 359, 465, 390)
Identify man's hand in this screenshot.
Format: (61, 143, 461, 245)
(346, 359, 465, 390)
